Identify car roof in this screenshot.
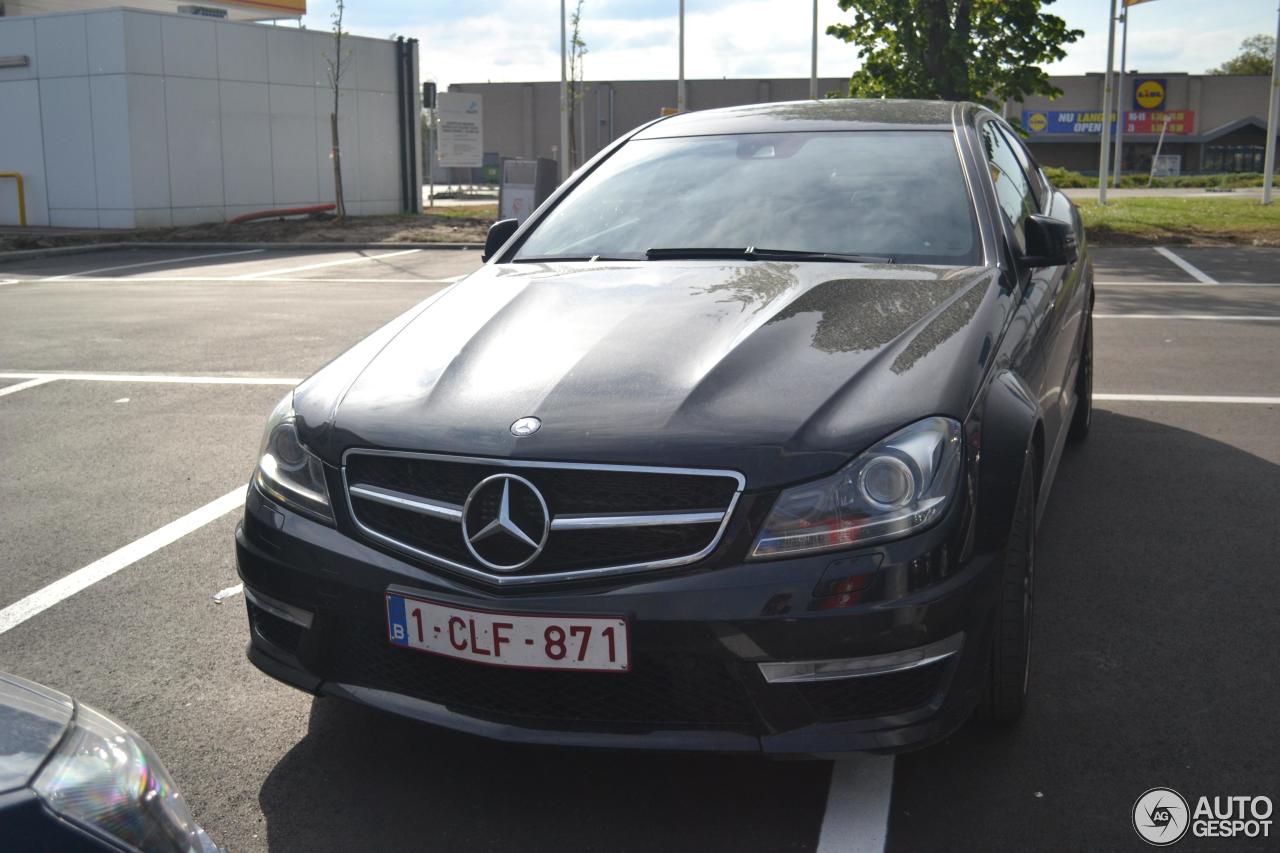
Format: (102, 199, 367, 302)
(632, 99, 987, 139)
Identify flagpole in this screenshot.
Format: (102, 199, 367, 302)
(1113, 9, 1128, 187)
(1097, 0, 1118, 205)
(677, 0, 686, 112)
(1262, 0, 1279, 205)
(810, 0, 819, 100)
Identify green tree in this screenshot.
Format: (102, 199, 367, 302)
(826, 0, 1082, 108)
(1207, 34, 1276, 76)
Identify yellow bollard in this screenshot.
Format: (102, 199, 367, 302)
(0, 173, 28, 226)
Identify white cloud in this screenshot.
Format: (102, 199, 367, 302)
(380, 1, 862, 88)
(1047, 23, 1263, 77)
(310, 0, 1273, 90)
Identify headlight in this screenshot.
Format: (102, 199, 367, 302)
(33, 703, 221, 853)
(750, 417, 963, 558)
(254, 392, 335, 523)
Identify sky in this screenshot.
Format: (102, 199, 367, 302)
(298, 0, 1279, 90)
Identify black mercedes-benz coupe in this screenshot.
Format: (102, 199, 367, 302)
(235, 99, 1092, 755)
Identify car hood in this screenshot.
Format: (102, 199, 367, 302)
(0, 673, 74, 794)
(296, 260, 1006, 488)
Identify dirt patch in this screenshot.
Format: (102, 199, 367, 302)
(1085, 227, 1280, 248)
(0, 209, 496, 253)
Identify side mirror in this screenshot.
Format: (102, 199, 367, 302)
(482, 218, 519, 262)
(1020, 214, 1078, 268)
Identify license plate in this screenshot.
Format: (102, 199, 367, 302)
(385, 594, 630, 672)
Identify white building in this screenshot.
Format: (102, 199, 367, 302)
(0, 0, 420, 228)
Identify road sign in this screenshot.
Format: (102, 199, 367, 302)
(1151, 154, 1181, 177)
(436, 92, 484, 169)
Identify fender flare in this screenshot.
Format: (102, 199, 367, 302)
(972, 369, 1042, 555)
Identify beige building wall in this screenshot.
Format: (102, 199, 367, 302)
(452, 73, 1277, 178)
(450, 77, 849, 169)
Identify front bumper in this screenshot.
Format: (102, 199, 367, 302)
(236, 483, 1003, 755)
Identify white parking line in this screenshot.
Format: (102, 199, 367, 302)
(0, 376, 58, 397)
(1096, 281, 1280, 288)
(0, 486, 247, 635)
(23, 275, 465, 284)
(44, 249, 265, 279)
(1095, 314, 1280, 321)
(817, 755, 896, 853)
(1097, 393, 1280, 405)
(0, 371, 300, 385)
(212, 583, 244, 603)
(1153, 247, 1218, 284)
(232, 248, 422, 280)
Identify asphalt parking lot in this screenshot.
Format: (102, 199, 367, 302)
(1, 244, 1277, 852)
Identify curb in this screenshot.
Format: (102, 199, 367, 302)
(0, 241, 483, 264)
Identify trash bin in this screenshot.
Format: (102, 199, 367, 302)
(499, 157, 558, 223)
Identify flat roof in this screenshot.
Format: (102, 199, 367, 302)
(4, 0, 303, 22)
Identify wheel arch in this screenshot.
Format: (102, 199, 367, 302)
(972, 369, 1042, 555)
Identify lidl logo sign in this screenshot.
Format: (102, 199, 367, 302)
(1021, 109, 1196, 136)
(1134, 78, 1166, 110)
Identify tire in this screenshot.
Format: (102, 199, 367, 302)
(1067, 310, 1092, 443)
(977, 460, 1036, 725)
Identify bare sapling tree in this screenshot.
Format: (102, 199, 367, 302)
(325, 0, 348, 220)
(567, 0, 588, 169)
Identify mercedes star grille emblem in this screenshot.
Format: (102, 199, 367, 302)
(461, 473, 551, 572)
(510, 416, 542, 437)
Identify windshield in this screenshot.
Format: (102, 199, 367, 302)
(513, 130, 980, 265)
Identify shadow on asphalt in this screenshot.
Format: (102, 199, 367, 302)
(1100, 287, 1280, 320)
(1172, 248, 1280, 284)
(257, 695, 828, 852)
(889, 409, 1280, 852)
(1090, 247, 1184, 283)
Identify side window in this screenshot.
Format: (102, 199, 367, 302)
(979, 122, 1038, 252)
(996, 124, 1048, 207)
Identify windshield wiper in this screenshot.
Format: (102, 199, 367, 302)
(644, 247, 893, 263)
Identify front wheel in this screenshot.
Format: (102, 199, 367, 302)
(1068, 311, 1092, 443)
(977, 460, 1036, 725)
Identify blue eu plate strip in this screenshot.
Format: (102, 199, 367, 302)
(387, 595, 408, 646)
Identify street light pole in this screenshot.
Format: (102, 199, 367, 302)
(559, 0, 569, 182)
(1097, 0, 1118, 206)
(1113, 9, 1128, 187)
(678, 0, 686, 112)
(1263, 0, 1280, 205)
(810, 0, 818, 100)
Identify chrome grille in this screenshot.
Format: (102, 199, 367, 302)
(342, 450, 745, 586)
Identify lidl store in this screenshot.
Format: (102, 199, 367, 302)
(1012, 72, 1278, 176)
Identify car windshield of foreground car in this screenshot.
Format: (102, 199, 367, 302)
(513, 130, 981, 265)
